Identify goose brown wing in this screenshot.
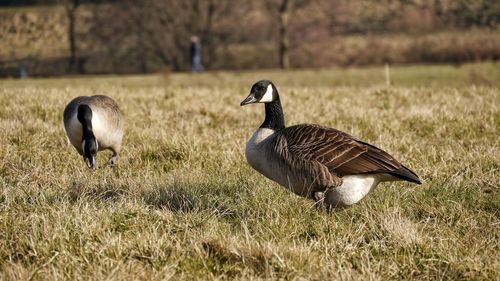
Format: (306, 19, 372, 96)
(277, 124, 403, 176)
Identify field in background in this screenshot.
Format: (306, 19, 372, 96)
(1, 3, 499, 76)
(0, 63, 498, 280)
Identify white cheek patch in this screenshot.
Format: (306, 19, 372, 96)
(260, 84, 274, 102)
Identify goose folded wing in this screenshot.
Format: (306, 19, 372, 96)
(281, 124, 402, 176)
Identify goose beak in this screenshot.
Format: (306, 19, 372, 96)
(85, 156, 96, 169)
(240, 93, 257, 106)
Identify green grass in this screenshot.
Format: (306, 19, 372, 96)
(0, 63, 499, 280)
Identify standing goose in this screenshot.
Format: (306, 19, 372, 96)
(63, 95, 124, 169)
(240, 80, 421, 210)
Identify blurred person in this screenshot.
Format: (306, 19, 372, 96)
(20, 65, 28, 78)
(190, 35, 204, 72)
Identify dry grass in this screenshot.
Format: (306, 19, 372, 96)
(0, 63, 499, 280)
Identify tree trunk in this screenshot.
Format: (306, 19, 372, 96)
(66, 0, 79, 74)
(278, 0, 290, 69)
(136, 4, 147, 73)
(201, 0, 216, 69)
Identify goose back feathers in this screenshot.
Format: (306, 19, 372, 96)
(274, 124, 421, 183)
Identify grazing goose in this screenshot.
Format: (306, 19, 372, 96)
(63, 95, 124, 169)
(240, 80, 421, 210)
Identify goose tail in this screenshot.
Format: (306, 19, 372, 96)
(389, 165, 422, 184)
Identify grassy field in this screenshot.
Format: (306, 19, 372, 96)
(0, 63, 498, 280)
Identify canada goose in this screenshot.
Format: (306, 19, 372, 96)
(240, 80, 421, 210)
(63, 95, 124, 169)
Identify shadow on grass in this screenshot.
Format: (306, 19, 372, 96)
(142, 186, 198, 213)
(67, 181, 198, 213)
(68, 181, 128, 202)
(67, 180, 240, 217)
(141, 183, 240, 218)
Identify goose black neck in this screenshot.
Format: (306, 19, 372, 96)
(77, 105, 94, 140)
(81, 125, 94, 142)
(260, 97, 285, 130)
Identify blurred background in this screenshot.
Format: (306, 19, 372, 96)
(0, 0, 498, 77)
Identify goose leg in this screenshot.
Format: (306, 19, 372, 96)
(326, 204, 334, 214)
(323, 189, 337, 214)
(107, 154, 119, 167)
(107, 148, 120, 167)
(312, 191, 324, 209)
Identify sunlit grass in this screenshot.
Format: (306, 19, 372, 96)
(0, 63, 498, 280)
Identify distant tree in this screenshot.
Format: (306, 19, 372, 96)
(88, 0, 236, 72)
(65, 0, 80, 73)
(266, 0, 292, 69)
(278, 0, 291, 69)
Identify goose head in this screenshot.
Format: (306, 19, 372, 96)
(82, 137, 98, 169)
(77, 104, 98, 169)
(240, 80, 278, 106)
(240, 80, 285, 130)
